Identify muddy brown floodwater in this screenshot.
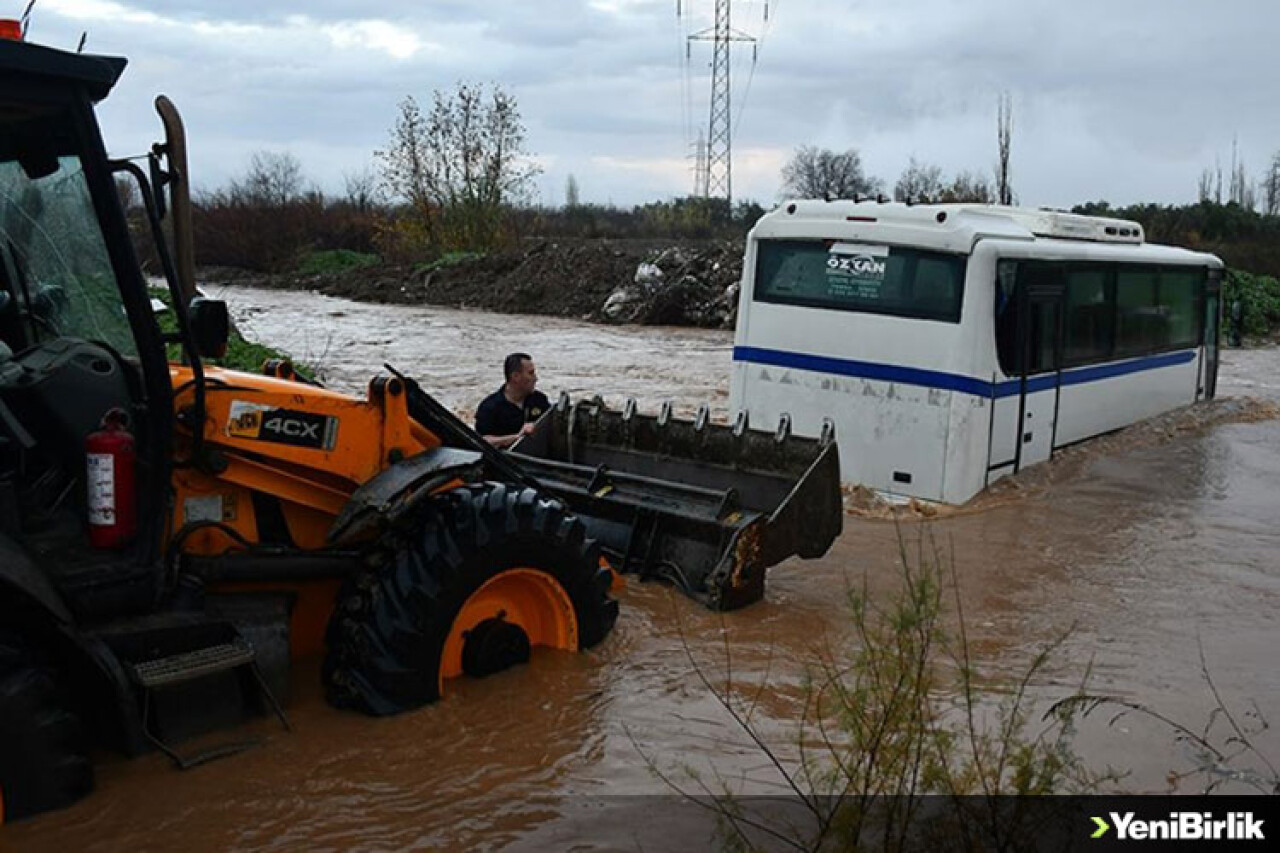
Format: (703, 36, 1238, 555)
(9, 286, 1280, 851)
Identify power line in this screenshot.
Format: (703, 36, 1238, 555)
(733, 0, 780, 140)
(674, 0, 694, 154)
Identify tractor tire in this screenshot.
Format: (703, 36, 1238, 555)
(323, 482, 619, 716)
(0, 639, 93, 823)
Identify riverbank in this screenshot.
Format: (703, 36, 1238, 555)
(199, 238, 745, 329)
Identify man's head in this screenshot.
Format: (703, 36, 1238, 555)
(503, 352, 537, 399)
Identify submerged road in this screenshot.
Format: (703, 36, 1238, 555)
(9, 287, 1280, 849)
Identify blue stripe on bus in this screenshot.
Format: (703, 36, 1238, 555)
(732, 346, 1197, 399)
(732, 346, 996, 396)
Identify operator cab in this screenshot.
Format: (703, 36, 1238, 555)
(0, 38, 173, 618)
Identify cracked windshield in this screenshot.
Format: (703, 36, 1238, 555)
(0, 157, 135, 356)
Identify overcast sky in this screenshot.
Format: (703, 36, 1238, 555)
(18, 1, 1280, 209)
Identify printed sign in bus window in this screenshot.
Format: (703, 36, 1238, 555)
(826, 243, 891, 300)
(754, 239, 966, 322)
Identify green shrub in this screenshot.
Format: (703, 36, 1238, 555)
(1223, 268, 1280, 339)
(414, 250, 485, 274)
(296, 249, 380, 275)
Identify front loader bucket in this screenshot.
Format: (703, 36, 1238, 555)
(511, 395, 843, 610)
(395, 371, 842, 611)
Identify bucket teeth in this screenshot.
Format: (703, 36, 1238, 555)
(819, 418, 836, 446)
(556, 390, 571, 411)
(732, 410, 749, 437)
(775, 413, 792, 443)
(658, 401, 673, 427)
(694, 403, 710, 432)
(622, 397, 637, 422)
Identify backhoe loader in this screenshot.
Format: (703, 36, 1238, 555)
(0, 28, 841, 821)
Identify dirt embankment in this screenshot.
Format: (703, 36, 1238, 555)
(201, 238, 746, 328)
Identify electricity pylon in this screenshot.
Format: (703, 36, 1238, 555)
(688, 0, 755, 204)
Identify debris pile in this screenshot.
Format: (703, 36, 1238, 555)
(596, 243, 742, 327)
(202, 238, 746, 329)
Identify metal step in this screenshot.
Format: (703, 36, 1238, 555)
(128, 641, 256, 689)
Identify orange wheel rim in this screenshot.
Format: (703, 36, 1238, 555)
(438, 568, 578, 694)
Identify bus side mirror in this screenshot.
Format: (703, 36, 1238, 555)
(188, 297, 228, 359)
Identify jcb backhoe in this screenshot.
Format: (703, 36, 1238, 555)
(0, 29, 841, 821)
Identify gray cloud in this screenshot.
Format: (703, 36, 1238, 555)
(21, 0, 1280, 208)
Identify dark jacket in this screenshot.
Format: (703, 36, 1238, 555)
(475, 387, 551, 437)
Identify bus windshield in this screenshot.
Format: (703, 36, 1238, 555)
(0, 155, 135, 357)
(753, 239, 967, 323)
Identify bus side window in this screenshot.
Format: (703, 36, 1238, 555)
(1159, 268, 1203, 347)
(994, 260, 1019, 374)
(1064, 268, 1112, 363)
(1116, 268, 1163, 354)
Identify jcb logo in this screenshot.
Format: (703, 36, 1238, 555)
(227, 400, 336, 450)
(262, 416, 320, 440)
(228, 409, 262, 438)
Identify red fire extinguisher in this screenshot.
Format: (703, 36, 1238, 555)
(86, 408, 137, 549)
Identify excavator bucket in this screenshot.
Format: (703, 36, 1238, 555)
(511, 394, 843, 611)
(396, 373, 842, 611)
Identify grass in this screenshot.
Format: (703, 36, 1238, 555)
(150, 286, 316, 380)
(296, 249, 381, 275)
(414, 250, 485, 275)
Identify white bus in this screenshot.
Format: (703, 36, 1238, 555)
(729, 201, 1224, 505)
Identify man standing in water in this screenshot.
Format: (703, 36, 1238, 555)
(475, 352, 551, 449)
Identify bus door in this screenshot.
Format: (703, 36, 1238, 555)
(1200, 268, 1222, 400)
(1014, 268, 1064, 471)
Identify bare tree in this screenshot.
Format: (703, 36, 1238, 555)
(565, 173, 581, 209)
(193, 151, 318, 272)
(342, 167, 379, 212)
(1263, 151, 1280, 217)
(941, 170, 995, 204)
(1198, 168, 1215, 203)
(894, 157, 944, 203)
(1227, 138, 1257, 210)
(377, 83, 540, 252)
(780, 145, 883, 200)
(235, 151, 306, 207)
(894, 159, 994, 205)
(995, 92, 1013, 206)
(1234, 169, 1257, 211)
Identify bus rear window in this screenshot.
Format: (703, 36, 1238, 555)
(753, 240, 966, 322)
